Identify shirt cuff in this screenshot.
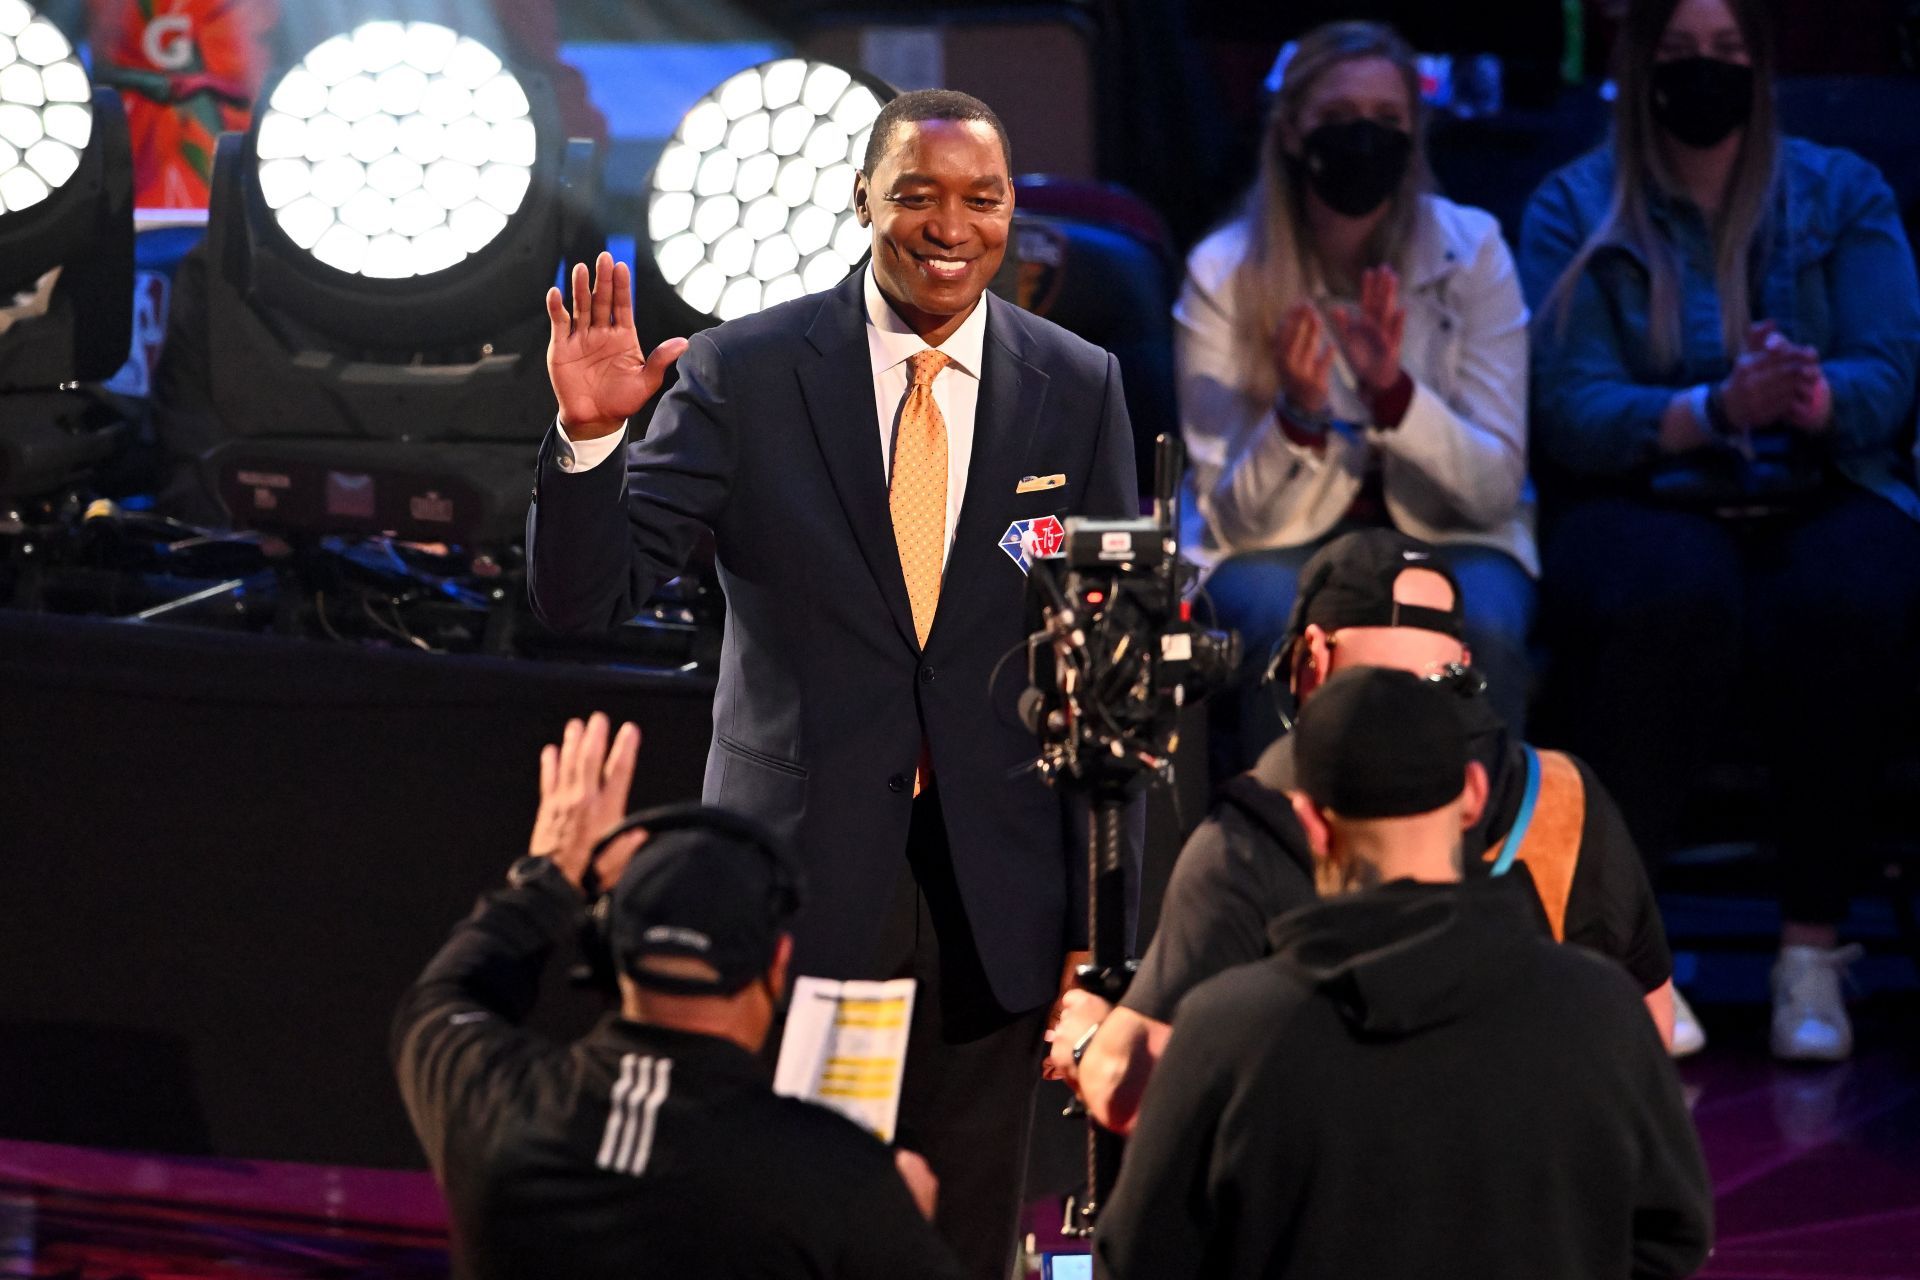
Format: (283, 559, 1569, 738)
(1274, 402, 1331, 453)
(1367, 370, 1415, 430)
(1687, 383, 1713, 435)
(553, 416, 628, 474)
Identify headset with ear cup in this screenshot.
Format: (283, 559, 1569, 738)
(571, 802, 805, 992)
(1262, 555, 1339, 732)
(1265, 631, 1489, 733)
(1259, 552, 1489, 731)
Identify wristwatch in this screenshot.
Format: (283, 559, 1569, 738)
(1071, 1019, 1104, 1067)
(508, 854, 565, 890)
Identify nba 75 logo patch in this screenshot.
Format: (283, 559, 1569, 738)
(1000, 515, 1065, 574)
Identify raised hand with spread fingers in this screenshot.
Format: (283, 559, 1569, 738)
(545, 251, 689, 441)
(527, 712, 647, 893)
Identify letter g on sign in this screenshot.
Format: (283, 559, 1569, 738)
(143, 14, 195, 72)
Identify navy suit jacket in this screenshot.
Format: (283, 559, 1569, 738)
(528, 273, 1138, 1011)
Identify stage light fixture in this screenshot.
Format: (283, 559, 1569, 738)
(252, 20, 537, 281)
(646, 59, 892, 324)
(0, 0, 92, 216)
(0, 0, 133, 498)
(198, 20, 600, 547)
(210, 20, 589, 359)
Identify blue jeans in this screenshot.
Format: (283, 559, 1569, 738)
(1540, 489, 1920, 925)
(1200, 536, 1536, 781)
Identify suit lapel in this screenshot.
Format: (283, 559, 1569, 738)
(797, 275, 921, 653)
(930, 297, 1048, 648)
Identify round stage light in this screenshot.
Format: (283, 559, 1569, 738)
(649, 59, 891, 322)
(0, 0, 93, 217)
(255, 20, 535, 280)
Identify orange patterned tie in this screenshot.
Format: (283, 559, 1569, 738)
(890, 349, 951, 648)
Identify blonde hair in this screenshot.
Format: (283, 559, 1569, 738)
(1229, 21, 1435, 403)
(1543, 0, 1779, 368)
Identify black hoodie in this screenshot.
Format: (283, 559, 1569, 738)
(1095, 876, 1712, 1280)
(1122, 692, 1670, 1025)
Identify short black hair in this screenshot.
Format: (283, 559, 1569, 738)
(861, 88, 1012, 178)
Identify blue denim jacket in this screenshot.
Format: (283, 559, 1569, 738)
(1518, 137, 1920, 520)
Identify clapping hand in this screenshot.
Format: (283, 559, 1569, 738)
(1272, 302, 1334, 416)
(527, 712, 647, 894)
(1328, 265, 1407, 399)
(1749, 323, 1833, 433)
(1722, 321, 1827, 434)
(545, 252, 689, 441)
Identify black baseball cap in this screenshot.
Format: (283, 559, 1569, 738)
(1292, 667, 1471, 818)
(606, 811, 802, 997)
(1281, 529, 1464, 653)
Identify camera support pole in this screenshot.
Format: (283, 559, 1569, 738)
(1062, 434, 1186, 1236)
(1050, 434, 1222, 1239)
(1063, 784, 1135, 1236)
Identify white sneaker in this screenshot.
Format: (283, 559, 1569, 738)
(1669, 987, 1707, 1058)
(1770, 944, 1863, 1062)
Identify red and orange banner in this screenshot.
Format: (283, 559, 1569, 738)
(87, 0, 279, 208)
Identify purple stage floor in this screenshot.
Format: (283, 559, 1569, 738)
(1684, 1004, 1920, 1280)
(3, 1004, 1915, 1279)
(0, 1138, 448, 1278)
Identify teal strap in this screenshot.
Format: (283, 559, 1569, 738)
(1488, 745, 1541, 877)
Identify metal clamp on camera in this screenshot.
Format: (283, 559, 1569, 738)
(1020, 433, 1237, 1235)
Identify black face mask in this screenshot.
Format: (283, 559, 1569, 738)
(1649, 56, 1755, 149)
(1297, 119, 1412, 218)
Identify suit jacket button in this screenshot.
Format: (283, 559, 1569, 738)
(919, 665, 936, 685)
(887, 773, 909, 793)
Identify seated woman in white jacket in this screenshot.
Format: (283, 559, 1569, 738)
(1180, 20, 1538, 774)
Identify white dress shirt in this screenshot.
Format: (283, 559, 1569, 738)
(552, 268, 988, 569)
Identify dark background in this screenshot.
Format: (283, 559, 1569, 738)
(0, 612, 1196, 1167)
(0, 613, 712, 1166)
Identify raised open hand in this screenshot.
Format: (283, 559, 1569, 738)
(545, 252, 689, 440)
(1328, 264, 1407, 398)
(1272, 302, 1334, 416)
(528, 712, 646, 893)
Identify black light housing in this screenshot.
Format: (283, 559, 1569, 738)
(199, 21, 599, 547)
(0, 88, 133, 390)
(0, 47, 134, 499)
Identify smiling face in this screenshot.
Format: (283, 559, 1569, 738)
(853, 117, 1013, 342)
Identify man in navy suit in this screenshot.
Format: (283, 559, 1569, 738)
(527, 89, 1137, 1278)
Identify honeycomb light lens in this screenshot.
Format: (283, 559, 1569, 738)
(254, 21, 535, 279)
(0, 0, 93, 216)
(650, 58, 886, 321)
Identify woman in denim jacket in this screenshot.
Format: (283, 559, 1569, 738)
(1520, 0, 1920, 1062)
(1180, 21, 1535, 774)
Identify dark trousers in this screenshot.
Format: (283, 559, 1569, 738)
(1202, 533, 1537, 780)
(871, 788, 1050, 1280)
(1541, 489, 1920, 924)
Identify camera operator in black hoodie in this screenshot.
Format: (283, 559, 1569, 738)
(1093, 669, 1712, 1280)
